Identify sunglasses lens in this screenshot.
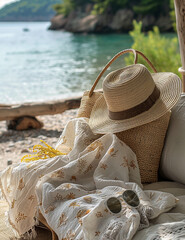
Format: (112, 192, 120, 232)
(122, 190, 140, 207)
(107, 197, 122, 213)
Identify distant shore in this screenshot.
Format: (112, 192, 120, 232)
(49, 4, 173, 34)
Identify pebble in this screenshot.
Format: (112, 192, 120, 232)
(5, 148, 11, 153)
(21, 149, 30, 153)
(8, 143, 15, 148)
(7, 160, 12, 165)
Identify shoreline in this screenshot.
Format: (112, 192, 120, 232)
(0, 109, 78, 171)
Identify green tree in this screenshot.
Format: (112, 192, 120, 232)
(53, 0, 90, 16)
(0, 0, 61, 20)
(125, 21, 181, 77)
(53, 0, 74, 16)
(133, 0, 169, 15)
(92, 0, 129, 15)
(170, 0, 176, 31)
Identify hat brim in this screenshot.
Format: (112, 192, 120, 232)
(89, 72, 182, 134)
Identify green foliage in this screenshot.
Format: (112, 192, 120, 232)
(92, 0, 129, 15)
(170, 0, 176, 31)
(53, 0, 90, 16)
(133, 0, 167, 15)
(125, 21, 181, 77)
(53, 0, 74, 16)
(52, 0, 172, 21)
(0, 0, 61, 21)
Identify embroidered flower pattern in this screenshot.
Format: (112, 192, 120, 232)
(63, 183, 72, 189)
(77, 159, 87, 173)
(66, 193, 76, 200)
(129, 160, 137, 169)
(100, 163, 108, 170)
(51, 169, 65, 178)
(69, 201, 80, 208)
(45, 205, 56, 214)
(96, 211, 103, 218)
(62, 230, 75, 240)
(18, 178, 25, 191)
(15, 212, 27, 223)
(55, 193, 64, 201)
(70, 176, 77, 181)
(108, 148, 114, 155)
(78, 218, 83, 226)
(87, 140, 104, 159)
(120, 157, 129, 168)
(28, 195, 35, 201)
(83, 137, 94, 146)
(58, 213, 67, 227)
(149, 192, 155, 199)
(108, 148, 118, 157)
(39, 174, 44, 179)
(95, 231, 100, 236)
(83, 164, 93, 174)
(157, 197, 162, 202)
(61, 136, 67, 145)
(83, 196, 92, 203)
(7, 186, 11, 193)
(11, 199, 16, 209)
(76, 209, 90, 219)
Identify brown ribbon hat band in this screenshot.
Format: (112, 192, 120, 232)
(109, 86, 160, 120)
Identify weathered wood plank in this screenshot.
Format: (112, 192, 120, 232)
(0, 96, 81, 121)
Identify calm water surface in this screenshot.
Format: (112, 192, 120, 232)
(0, 22, 134, 104)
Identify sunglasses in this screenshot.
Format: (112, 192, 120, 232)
(106, 190, 140, 214)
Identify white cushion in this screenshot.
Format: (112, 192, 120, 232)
(160, 94, 185, 184)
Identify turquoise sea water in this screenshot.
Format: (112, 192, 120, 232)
(0, 22, 133, 104)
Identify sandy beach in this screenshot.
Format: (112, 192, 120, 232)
(0, 109, 78, 171)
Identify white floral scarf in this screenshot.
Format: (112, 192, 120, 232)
(0, 118, 178, 239)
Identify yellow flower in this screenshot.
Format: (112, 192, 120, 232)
(21, 140, 66, 162)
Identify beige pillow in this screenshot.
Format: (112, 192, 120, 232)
(78, 91, 171, 183)
(160, 94, 185, 184)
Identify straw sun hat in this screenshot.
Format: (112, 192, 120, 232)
(89, 50, 182, 134)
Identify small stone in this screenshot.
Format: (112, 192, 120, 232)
(8, 143, 14, 148)
(5, 148, 11, 153)
(21, 149, 29, 153)
(7, 160, 12, 165)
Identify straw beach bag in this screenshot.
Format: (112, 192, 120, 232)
(77, 49, 174, 183)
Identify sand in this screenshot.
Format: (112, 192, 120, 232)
(0, 109, 78, 171)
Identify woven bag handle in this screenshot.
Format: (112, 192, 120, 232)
(89, 49, 157, 97)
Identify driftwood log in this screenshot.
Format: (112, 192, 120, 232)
(6, 116, 44, 131)
(174, 0, 185, 92)
(0, 96, 81, 121)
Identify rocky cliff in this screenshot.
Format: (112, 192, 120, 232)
(49, 4, 173, 33)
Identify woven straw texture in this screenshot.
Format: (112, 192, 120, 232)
(77, 91, 171, 183)
(77, 90, 102, 118)
(89, 71, 181, 134)
(116, 111, 171, 183)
